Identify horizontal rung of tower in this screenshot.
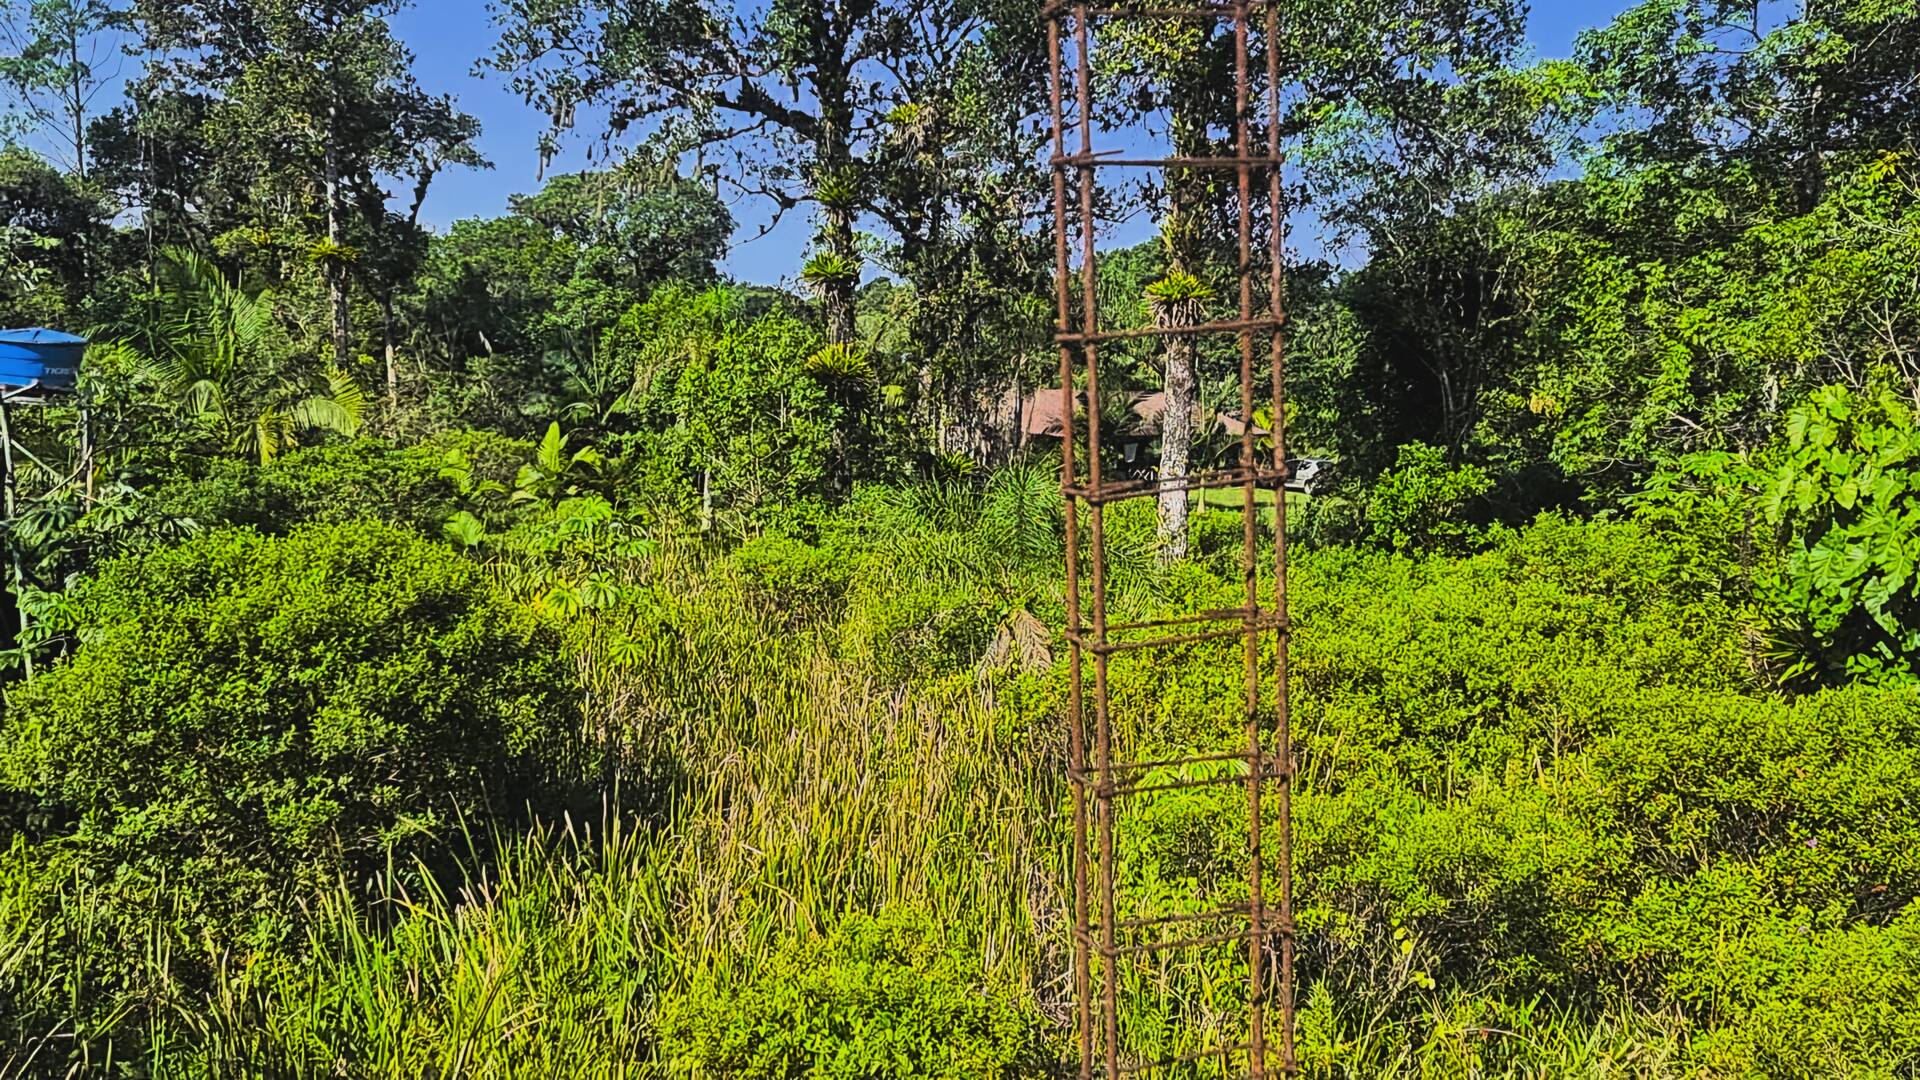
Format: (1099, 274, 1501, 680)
(1065, 617, 1286, 656)
(1073, 747, 1271, 778)
(1069, 747, 1288, 780)
(1042, 0, 1279, 19)
(1094, 901, 1265, 932)
(1051, 153, 1285, 170)
(1062, 466, 1290, 505)
(1077, 764, 1291, 799)
(1054, 315, 1285, 345)
(1074, 922, 1296, 958)
(1112, 1042, 1261, 1076)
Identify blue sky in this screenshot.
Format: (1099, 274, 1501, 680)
(326, 2, 1641, 283)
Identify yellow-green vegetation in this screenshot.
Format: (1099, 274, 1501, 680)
(5, 474, 1919, 1075)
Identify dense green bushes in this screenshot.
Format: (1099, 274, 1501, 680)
(6, 479, 1919, 1076)
(657, 911, 1049, 1078)
(1284, 681, 1920, 1007)
(0, 522, 580, 949)
(146, 431, 532, 538)
(987, 512, 1920, 1074)
(7, 0, 1919, 1070)
(733, 533, 854, 627)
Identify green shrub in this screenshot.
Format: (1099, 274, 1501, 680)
(1366, 442, 1492, 553)
(1295, 490, 1364, 549)
(1097, 516, 1753, 788)
(1187, 504, 1261, 574)
(0, 521, 581, 950)
(839, 577, 1000, 683)
(1692, 908, 1920, 1077)
(1572, 684, 1920, 992)
(1636, 383, 1920, 687)
(655, 911, 1049, 1079)
(733, 534, 854, 626)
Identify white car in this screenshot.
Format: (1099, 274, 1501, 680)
(1284, 457, 1332, 495)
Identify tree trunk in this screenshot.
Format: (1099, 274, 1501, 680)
(822, 203, 857, 346)
(382, 293, 399, 411)
(814, 46, 858, 346)
(324, 100, 351, 367)
(66, 25, 85, 180)
(1155, 77, 1212, 562)
(1154, 155, 1206, 562)
(1157, 317, 1197, 562)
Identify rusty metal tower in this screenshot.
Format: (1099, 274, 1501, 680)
(1047, 0, 1297, 1075)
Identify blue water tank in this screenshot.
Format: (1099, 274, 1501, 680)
(0, 328, 85, 391)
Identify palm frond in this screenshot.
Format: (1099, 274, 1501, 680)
(286, 395, 358, 437)
(443, 511, 486, 549)
(323, 364, 367, 428)
(537, 422, 567, 475)
(982, 460, 1064, 567)
(252, 407, 291, 464)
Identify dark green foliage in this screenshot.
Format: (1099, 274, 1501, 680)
(0, 146, 112, 324)
(594, 284, 902, 525)
(145, 432, 530, 538)
(1690, 907, 1920, 1075)
(1632, 381, 1920, 688)
(840, 578, 1001, 684)
(1762, 385, 1920, 684)
(1185, 505, 1249, 571)
(408, 169, 732, 428)
(655, 911, 1050, 1079)
(0, 522, 580, 947)
(1280, 681, 1920, 1074)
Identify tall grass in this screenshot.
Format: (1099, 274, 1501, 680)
(82, 538, 1068, 1076)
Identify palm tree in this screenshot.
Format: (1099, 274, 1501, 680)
(111, 247, 365, 463)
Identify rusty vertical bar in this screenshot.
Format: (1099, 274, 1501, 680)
(1070, 5, 1121, 1076)
(1230, 1, 1269, 1077)
(1048, 10, 1095, 1079)
(1263, 1, 1297, 1070)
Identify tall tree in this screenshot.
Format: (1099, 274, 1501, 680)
(1096, 0, 1537, 551)
(0, 0, 120, 179)
(858, 0, 1050, 449)
(1294, 1, 1575, 473)
(0, 144, 109, 322)
(1580, 0, 1920, 214)
(88, 87, 250, 276)
(487, 0, 1045, 354)
(1098, 17, 1236, 558)
(124, 0, 484, 368)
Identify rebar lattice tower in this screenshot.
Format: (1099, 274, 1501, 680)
(1047, 1, 1297, 1075)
